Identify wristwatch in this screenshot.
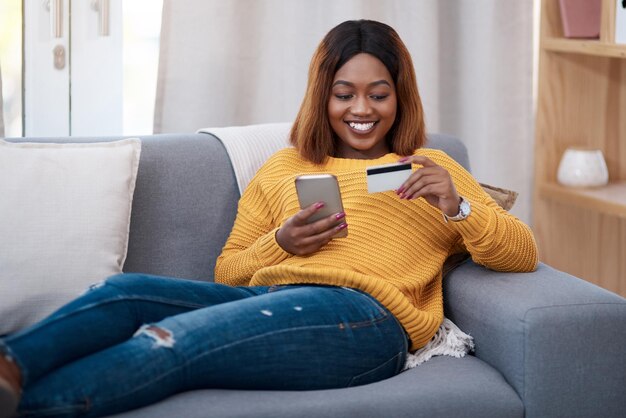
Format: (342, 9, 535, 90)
(443, 196, 471, 222)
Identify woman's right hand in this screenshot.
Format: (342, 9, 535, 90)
(275, 202, 347, 255)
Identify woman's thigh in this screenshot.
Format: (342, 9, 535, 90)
(166, 285, 409, 390)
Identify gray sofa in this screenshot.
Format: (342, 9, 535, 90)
(8, 132, 626, 418)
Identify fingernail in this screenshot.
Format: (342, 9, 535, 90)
(335, 212, 346, 220)
(336, 223, 348, 230)
(399, 193, 406, 199)
(315, 202, 325, 209)
(399, 157, 409, 163)
(396, 186, 405, 194)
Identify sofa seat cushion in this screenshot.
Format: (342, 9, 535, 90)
(109, 355, 522, 418)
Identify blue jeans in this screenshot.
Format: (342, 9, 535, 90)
(0, 274, 408, 417)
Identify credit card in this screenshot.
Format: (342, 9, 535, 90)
(366, 162, 412, 193)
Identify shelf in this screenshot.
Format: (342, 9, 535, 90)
(542, 37, 626, 58)
(538, 181, 626, 218)
(534, 1, 626, 297)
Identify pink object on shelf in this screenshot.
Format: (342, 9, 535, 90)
(559, 0, 602, 38)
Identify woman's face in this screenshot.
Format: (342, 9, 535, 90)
(328, 53, 397, 159)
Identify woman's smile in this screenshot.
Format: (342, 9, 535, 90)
(346, 121, 377, 134)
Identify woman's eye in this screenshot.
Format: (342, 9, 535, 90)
(371, 95, 388, 101)
(335, 94, 353, 100)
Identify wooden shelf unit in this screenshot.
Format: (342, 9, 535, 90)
(534, 0, 626, 297)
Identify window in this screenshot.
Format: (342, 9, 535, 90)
(0, 0, 163, 137)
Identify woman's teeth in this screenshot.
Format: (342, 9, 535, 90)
(348, 122, 375, 131)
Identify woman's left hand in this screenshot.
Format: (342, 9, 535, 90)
(396, 156, 461, 217)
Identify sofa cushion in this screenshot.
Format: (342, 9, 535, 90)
(0, 138, 141, 334)
(479, 183, 518, 211)
(109, 355, 522, 418)
(5, 134, 240, 282)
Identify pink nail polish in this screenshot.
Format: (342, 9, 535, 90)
(397, 186, 405, 194)
(399, 157, 409, 163)
(315, 202, 325, 209)
(337, 223, 348, 230)
(335, 212, 346, 220)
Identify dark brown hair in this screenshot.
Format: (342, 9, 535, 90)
(290, 20, 426, 164)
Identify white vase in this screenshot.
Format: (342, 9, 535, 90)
(557, 148, 609, 187)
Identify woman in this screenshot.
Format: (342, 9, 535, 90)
(0, 20, 538, 417)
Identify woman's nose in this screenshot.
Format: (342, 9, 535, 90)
(350, 96, 371, 116)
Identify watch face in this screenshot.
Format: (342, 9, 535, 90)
(460, 200, 470, 216)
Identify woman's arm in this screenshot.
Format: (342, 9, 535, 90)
(446, 190, 538, 272)
(215, 175, 347, 286)
(214, 180, 292, 287)
(398, 151, 538, 273)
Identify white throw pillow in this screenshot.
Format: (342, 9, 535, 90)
(0, 138, 141, 335)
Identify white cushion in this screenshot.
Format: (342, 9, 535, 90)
(0, 138, 141, 335)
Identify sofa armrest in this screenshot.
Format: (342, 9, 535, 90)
(444, 261, 626, 418)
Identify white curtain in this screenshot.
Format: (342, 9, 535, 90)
(154, 0, 534, 223)
(0, 63, 4, 138)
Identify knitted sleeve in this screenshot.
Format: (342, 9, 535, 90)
(214, 176, 292, 287)
(431, 150, 538, 273)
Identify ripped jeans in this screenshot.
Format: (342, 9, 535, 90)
(0, 274, 408, 417)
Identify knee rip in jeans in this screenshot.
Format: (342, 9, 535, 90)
(133, 325, 176, 348)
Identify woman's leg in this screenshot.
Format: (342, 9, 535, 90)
(0, 273, 265, 388)
(19, 285, 408, 418)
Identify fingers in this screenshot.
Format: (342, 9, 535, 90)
(297, 205, 346, 236)
(277, 203, 348, 255)
(396, 156, 460, 212)
(281, 221, 347, 255)
(397, 165, 450, 199)
(299, 220, 347, 248)
(396, 156, 446, 198)
(402, 177, 451, 200)
(399, 155, 438, 167)
(292, 201, 326, 226)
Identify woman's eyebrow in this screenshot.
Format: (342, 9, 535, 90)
(331, 80, 391, 88)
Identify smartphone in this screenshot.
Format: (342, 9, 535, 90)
(295, 174, 347, 238)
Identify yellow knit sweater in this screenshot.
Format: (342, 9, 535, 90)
(215, 148, 538, 351)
